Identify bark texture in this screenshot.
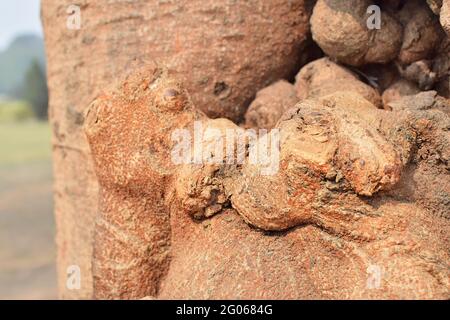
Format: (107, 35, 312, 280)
(42, 0, 450, 300)
(41, 0, 311, 299)
(84, 67, 450, 299)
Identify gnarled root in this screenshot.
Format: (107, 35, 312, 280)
(85, 64, 450, 299)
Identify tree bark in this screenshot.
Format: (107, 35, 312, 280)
(41, 0, 310, 298)
(41, 0, 159, 298)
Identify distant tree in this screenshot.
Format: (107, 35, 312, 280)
(21, 59, 48, 120)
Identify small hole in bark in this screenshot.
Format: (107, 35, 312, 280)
(164, 88, 179, 97)
(213, 81, 230, 98)
(85, 107, 98, 128)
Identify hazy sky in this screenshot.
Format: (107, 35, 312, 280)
(0, 0, 43, 50)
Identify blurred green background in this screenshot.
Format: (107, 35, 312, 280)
(0, 0, 56, 299)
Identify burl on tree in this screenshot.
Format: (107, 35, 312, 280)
(85, 62, 449, 299)
(41, 0, 450, 299)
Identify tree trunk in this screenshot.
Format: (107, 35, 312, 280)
(41, 0, 449, 300)
(41, 0, 310, 298)
(41, 0, 160, 299)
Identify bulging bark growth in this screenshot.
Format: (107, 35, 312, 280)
(85, 65, 450, 299)
(41, 0, 311, 299)
(43, 0, 450, 300)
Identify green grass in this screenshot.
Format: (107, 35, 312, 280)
(0, 101, 34, 122)
(0, 121, 51, 166)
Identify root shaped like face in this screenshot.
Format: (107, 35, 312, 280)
(227, 93, 405, 231)
(84, 64, 450, 299)
(172, 91, 408, 232)
(85, 62, 449, 234)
